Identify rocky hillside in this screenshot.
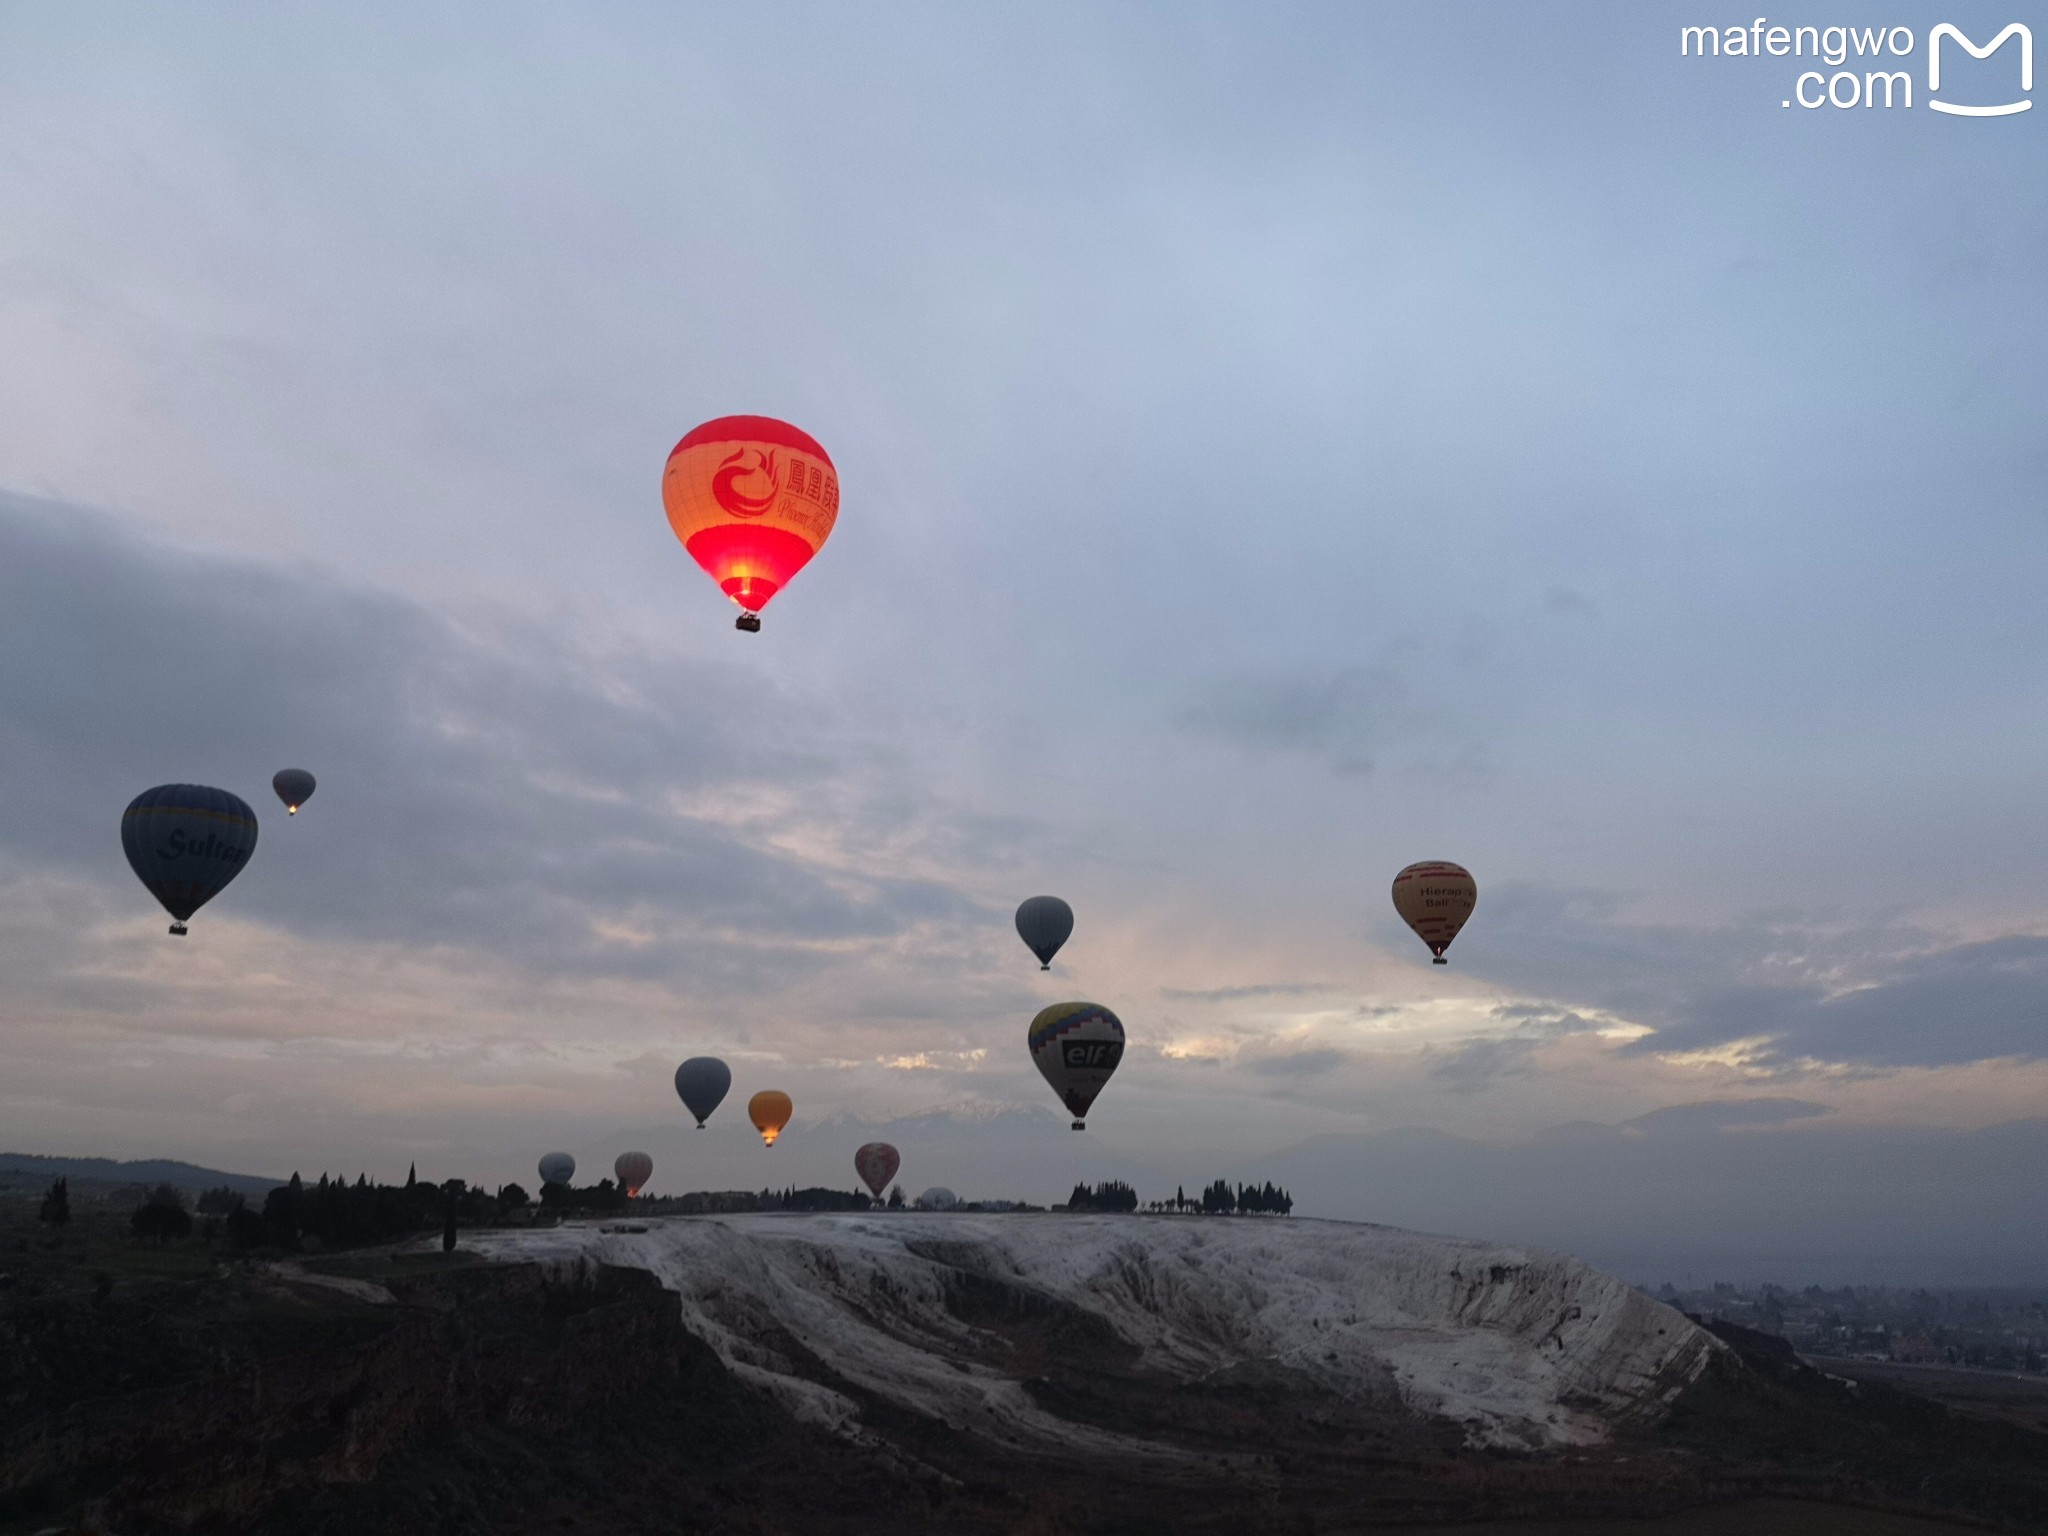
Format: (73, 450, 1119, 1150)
(10, 1210, 2048, 1533)
(477, 1212, 1717, 1455)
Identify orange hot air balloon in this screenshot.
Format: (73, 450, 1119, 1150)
(1392, 860, 1477, 964)
(748, 1090, 794, 1147)
(662, 416, 839, 631)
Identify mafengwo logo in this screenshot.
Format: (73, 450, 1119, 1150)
(1681, 20, 2031, 112)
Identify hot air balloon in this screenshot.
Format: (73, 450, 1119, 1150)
(748, 1090, 793, 1147)
(120, 785, 259, 936)
(1015, 896, 1074, 970)
(1028, 1002, 1125, 1130)
(271, 769, 316, 815)
(913, 1187, 958, 1211)
(674, 1057, 732, 1127)
(854, 1142, 900, 1201)
(662, 416, 839, 632)
(1392, 861, 1477, 964)
(538, 1151, 576, 1187)
(615, 1151, 654, 1198)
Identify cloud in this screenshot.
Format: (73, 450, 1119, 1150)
(1428, 1036, 1541, 1092)
(1463, 881, 2048, 1073)
(1158, 982, 1339, 1002)
(1650, 936, 2048, 1070)
(1542, 585, 1596, 616)
(1621, 1097, 1832, 1135)
(1173, 667, 1418, 777)
(1244, 1046, 1349, 1078)
(0, 493, 1025, 1035)
(1426, 1003, 1611, 1092)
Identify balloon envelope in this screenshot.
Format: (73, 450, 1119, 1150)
(662, 416, 838, 617)
(121, 784, 258, 934)
(1028, 1002, 1125, 1129)
(1014, 895, 1074, 970)
(614, 1151, 653, 1197)
(854, 1142, 900, 1200)
(538, 1151, 576, 1186)
(271, 769, 316, 815)
(748, 1090, 793, 1147)
(674, 1057, 732, 1127)
(914, 1187, 957, 1211)
(1392, 861, 1477, 963)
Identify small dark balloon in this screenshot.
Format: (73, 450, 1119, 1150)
(272, 769, 317, 815)
(674, 1057, 732, 1127)
(1015, 895, 1074, 970)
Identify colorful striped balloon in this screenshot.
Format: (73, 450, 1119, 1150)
(1028, 1002, 1125, 1130)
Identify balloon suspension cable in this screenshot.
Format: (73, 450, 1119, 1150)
(169, 923, 188, 937)
(736, 612, 761, 632)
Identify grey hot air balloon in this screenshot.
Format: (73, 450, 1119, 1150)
(538, 1151, 576, 1186)
(272, 769, 317, 815)
(614, 1151, 653, 1197)
(121, 785, 259, 936)
(674, 1057, 732, 1128)
(1014, 895, 1074, 970)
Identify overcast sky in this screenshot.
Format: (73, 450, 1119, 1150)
(1, 4, 2044, 1277)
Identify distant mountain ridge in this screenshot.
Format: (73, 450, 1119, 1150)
(0, 1152, 278, 1197)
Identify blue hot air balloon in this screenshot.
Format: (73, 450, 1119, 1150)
(674, 1057, 732, 1128)
(1015, 895, 1074, 970)
(121, 784, 259, 936)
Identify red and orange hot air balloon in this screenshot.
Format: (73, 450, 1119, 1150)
(662, 415, 839, 632)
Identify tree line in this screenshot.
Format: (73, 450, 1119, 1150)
(1153, 1180, 1294, 1215)
(39, 1168, 1293, 1253)
(1067, 1179, 1139, 1211)
(1068, 1179, 1294, 1214)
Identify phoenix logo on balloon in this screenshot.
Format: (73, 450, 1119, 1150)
(711, 448, 780, 519)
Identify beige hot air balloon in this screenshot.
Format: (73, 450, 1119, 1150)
(748, 1090, 793, 1147)
(1392, 861, 1476, 964)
